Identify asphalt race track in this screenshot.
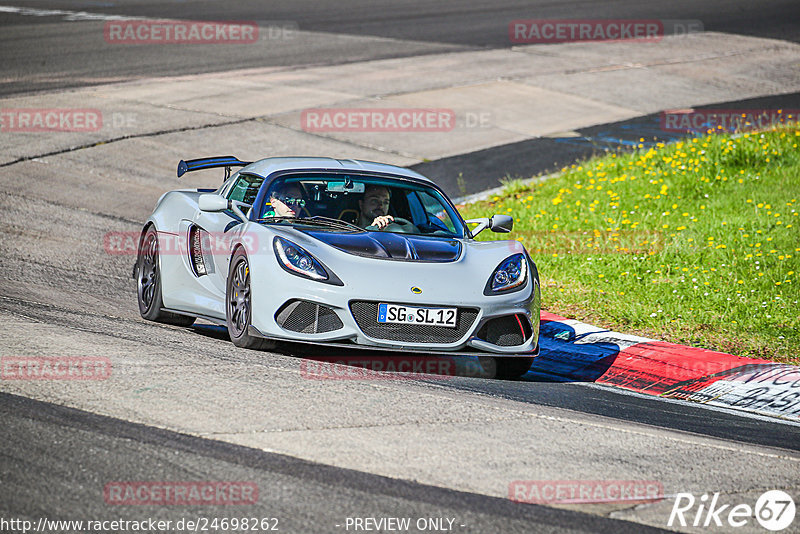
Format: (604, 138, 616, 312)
(1, 0, 799, 96)
(1, 2, 800, 533)
(0, 393, 667, 534)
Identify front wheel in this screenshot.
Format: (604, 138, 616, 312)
(136, 226, 195, 326)
(226, 249, 275, 350)
(478, 356, 534, 379)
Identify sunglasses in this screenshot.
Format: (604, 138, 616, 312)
(273, 195, 306, 207)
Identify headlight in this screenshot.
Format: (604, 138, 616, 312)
(274, 237, 328, 281)
(487, 253, 527, 293)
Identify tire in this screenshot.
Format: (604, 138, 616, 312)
(479, 356, 534, 379)
(136, 226, 195, 327)
(226, 248, 276, 350)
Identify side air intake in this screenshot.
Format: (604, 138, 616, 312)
(275, 300, 344, 334)
(476, 314, 531, 347)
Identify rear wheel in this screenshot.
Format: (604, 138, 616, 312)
(479, 356, 534, 379)
(226, 249, 275, 350)
(136, 226, 195, 326)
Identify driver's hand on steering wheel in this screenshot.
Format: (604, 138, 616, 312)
(371, 215, 394, 229)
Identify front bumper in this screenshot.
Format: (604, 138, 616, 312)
(249, 291, 540, 356)
(248, 323, 541, 358)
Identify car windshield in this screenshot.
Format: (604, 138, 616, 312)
(256, 174, 466, 238)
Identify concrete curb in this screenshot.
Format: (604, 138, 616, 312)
(535, 312, 800, 422)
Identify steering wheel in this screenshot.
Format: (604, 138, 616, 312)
(366, 217, 418, 233)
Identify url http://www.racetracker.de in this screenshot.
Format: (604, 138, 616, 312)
(0, 516, 281, 533)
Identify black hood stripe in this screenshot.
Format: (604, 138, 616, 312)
(303, 230, 461, 262)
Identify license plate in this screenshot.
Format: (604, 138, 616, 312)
(377, 303, 457, 328)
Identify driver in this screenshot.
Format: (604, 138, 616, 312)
(358, 185, 394, 229)
(266, 182, 305, 217)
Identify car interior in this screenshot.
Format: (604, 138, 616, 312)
(223, 173, 459, 236)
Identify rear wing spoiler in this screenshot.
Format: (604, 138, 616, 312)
(177, 156, 252, 179)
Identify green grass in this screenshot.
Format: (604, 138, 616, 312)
(460, 126, 800, 364)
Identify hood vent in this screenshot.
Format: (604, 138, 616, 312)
(304, 230, 461, 262)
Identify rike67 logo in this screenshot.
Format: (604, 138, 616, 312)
(668, 490, 795, 531)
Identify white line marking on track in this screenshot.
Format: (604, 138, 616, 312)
(417, 379, 800, 458)
(583, 381, 800, 428)
(0, 5, 141, 21)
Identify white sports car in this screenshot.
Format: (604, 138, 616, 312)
(135, 156, 540, 378)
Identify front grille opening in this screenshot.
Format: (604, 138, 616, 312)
(349, 300, 478, 343)
(276, 300, 344, 334)
(477, 314, 531, 347)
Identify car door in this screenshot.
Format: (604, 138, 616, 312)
(182, 173, 264, 312)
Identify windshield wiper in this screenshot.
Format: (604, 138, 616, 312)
(302, 216, 365, 232)
(257, 216, 298, 223)
(258, 215, 364, 231)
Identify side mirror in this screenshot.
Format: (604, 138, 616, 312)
(465, 214, 514, 236)
(489, 214, 513, 233)
(199, 194, 249, 222)
(199, 194, 229, 212)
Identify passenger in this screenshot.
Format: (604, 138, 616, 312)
(266, 183, 305, 217)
